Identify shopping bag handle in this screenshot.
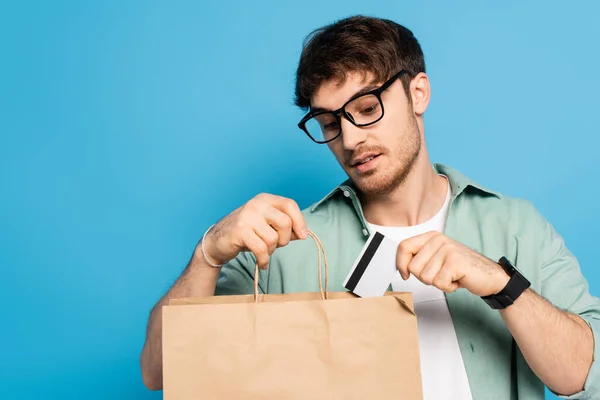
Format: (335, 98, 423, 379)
(254, 229, 329, 302)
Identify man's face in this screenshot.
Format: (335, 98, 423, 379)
(310, 72, 422, 196)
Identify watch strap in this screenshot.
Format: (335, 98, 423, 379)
(481, 257, 531, 309)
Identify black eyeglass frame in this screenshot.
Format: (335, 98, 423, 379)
(297, 69, 408, 144)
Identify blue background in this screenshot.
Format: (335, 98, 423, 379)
(1, 1, 598, 399)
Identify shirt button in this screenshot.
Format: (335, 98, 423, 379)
(362, 228, 369, 236)
(343, 190, 350, 197)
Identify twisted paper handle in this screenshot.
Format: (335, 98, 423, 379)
(254, 229, 329, 302)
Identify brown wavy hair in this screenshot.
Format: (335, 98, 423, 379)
(294, 15, 426, 111)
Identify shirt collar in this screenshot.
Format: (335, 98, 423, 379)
(310, 163, 502, 213)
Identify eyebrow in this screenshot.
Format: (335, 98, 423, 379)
(311, 84, 379, 113)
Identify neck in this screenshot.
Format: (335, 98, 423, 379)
(358, 151, 448, 227)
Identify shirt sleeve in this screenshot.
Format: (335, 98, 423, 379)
(213, 251, 265, 296)
(522, 200, 600, 400)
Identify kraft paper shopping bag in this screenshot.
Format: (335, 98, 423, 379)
(162, 230, 423, 399)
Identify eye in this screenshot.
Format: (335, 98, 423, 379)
(348, 94, 381, 119)
(360, 103, 380, 115)
(315, 114, 338, 131)
(323, 121, 339, 131)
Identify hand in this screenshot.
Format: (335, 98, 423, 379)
(200, 193, 308, 269)
(396, 231, 510, 297)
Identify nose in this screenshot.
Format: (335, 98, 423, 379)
(340, 116, 367, 150)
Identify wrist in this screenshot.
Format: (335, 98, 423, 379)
(491, 267, 511, 295)
(481, 257, 531, 310)
(198, 225, 229, 268)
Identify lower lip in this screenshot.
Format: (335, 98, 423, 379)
(354, 155, 380, 173)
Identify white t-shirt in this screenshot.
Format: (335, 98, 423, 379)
(367, 176, 473, 400)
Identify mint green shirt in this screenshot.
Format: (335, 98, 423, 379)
(215, 163, 600, 400)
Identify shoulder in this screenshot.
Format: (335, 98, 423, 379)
(464, 188, 544, 223)
(437, 162, 550, 233)
(463, 187, 550, 237)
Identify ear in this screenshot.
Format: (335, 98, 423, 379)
(409, 72, 430, 115)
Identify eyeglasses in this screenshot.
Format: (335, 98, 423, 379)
(297, 69, 407, 144)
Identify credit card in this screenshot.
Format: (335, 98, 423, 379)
(343, 231, 398, 298)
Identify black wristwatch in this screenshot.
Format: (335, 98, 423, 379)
(481, 256, 530, 310)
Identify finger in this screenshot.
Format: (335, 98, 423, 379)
(242, 229, 270, 269)
(264, 205, 293, 247)
(407, 233, 446, 283)
(396, 246, 413, 281)
(269, 195, 308, 240)
(400, 230, 441, 254)
(432, 261, 460, 293)
(397, 231, 440, 280)
(417, 246, 447, 289)
(252, 218, 279, 256)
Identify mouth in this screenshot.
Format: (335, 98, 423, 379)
(349, 153, 382, 174)
(350, 153, 381, 167)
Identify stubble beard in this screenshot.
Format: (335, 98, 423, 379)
(350, 115, 422, 197)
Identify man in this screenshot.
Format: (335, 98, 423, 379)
(140, 15, 600, 399)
